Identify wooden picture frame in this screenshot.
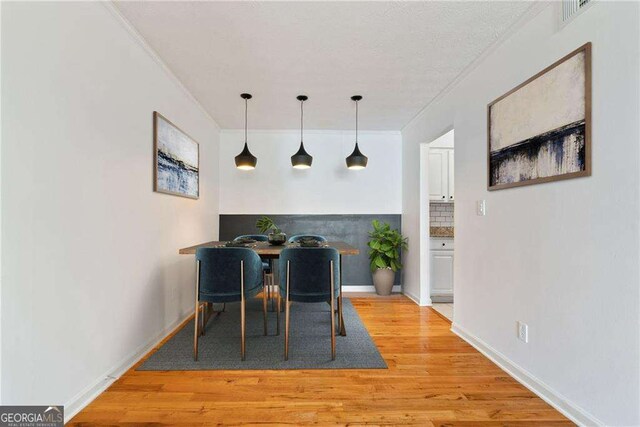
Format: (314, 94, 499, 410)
(153, 111, 200, 199)
(487, 42, 592, 191)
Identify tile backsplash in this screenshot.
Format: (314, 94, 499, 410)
(430, 202, 454, 227)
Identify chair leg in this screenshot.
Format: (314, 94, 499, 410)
(266, 271, 271, 309)
(276, 286, 281, 336)
(336, 296, 341, 334)
(339, 291, 344, 335)
(240, 260, 247, 361)
(330, 260, 336, 361)
(193, 260, 200, 361)
(194, 302, 200, 361)
(270, 260, 276, 312)
(285, 301, 290, 361)
(268, 274, 272, 310)
(201, 303, 206, 336)
(284, 260, 290, 361)
(273, 275, 278, 312)
(263, 272, 268, 336)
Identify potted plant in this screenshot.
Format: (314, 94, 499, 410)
(256, 216, 287, 245)
(367, 220, 408, 295)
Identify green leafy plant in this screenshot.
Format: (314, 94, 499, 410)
(256, 216, 282, 234)
(367, 220, 408, 272)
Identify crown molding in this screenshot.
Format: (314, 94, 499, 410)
(102, 2, 221, 131)
(401, 1, 551, 132)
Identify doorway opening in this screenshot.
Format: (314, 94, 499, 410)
(419, 129, 454, 321)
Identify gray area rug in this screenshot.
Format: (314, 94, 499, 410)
(138, 298, 387, 370)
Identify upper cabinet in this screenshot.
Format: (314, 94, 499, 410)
(428, 149, 447, 201)
(429, 148, 454, 202)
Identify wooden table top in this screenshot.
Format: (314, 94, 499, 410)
(179, 240, 360, 256)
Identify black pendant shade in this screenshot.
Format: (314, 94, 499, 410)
(346, 142, 368, 170)
(291, 143, 313, 169)
(346, 95, 368, 169)
(235, 93, 257, 170)
(291, 95, 312, 169)
(235, 142, 257, 170)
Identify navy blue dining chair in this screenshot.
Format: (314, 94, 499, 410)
(234, 234, 271, 270)
(194, 247, 267, 361)
(277, 247, 340, 361)
(287, 234, 328, 243)
(234, 234, 275, 307)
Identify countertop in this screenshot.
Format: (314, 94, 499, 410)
(430, 227, 454, 238)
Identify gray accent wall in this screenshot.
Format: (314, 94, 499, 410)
(220, 214, 402, 287)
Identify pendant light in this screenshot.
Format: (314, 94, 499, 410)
(235, 93, 257, 170)
(291, 95, 313, 169)
(346, 95, 368, 170)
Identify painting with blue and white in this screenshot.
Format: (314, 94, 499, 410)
(488, 45, 590, 190)
(154, 113, 199, 199)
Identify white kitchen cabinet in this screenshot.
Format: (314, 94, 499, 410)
(430, 238, 454, 302)
(428, 149, 447, 201)
(428, 148, 454, 202)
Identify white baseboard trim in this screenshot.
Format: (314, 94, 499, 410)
(451, 323, 603, 427)
(63, 310, 193, 423)
(402, 289, 421, 305)
(341, 285, 402, 293)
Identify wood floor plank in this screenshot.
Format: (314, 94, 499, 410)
(69, 296, 573, 426)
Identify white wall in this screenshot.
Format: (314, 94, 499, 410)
(219, 130, 402, 214)
(402, 3, 639, 425)
(1, 1, 220, 418)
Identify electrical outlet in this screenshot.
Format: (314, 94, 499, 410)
(476, 200, 486, 216)
(517, 321, 529, 343)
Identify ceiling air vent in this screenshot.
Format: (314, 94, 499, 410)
(562, 0, 593, 23)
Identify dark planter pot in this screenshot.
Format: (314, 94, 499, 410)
(372, 268, 395, 295)
(268, 232, 287, 246)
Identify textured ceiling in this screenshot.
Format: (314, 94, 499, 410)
(114, 1, 533, 130)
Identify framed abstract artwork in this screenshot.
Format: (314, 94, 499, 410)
(487, 42, 591, 190)
(153, 112, 199, 199)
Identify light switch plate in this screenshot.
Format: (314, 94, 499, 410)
(476, 200, 486, 216)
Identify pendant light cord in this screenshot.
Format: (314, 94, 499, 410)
(355, 99, 359, 143)
(244, 98, 248, 144)
(300, 99, 304, 143)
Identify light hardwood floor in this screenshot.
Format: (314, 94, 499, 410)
(69, 296, 572, 426)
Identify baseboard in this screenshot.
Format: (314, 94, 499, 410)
(63, 310, 193, 423)
(401, 288, 430, 306)
(451, 323, 603, 426)
(402, 289, 420, 305)
(341, 285, 402, 293)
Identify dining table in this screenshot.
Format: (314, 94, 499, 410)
(179, 240, 360, 336)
